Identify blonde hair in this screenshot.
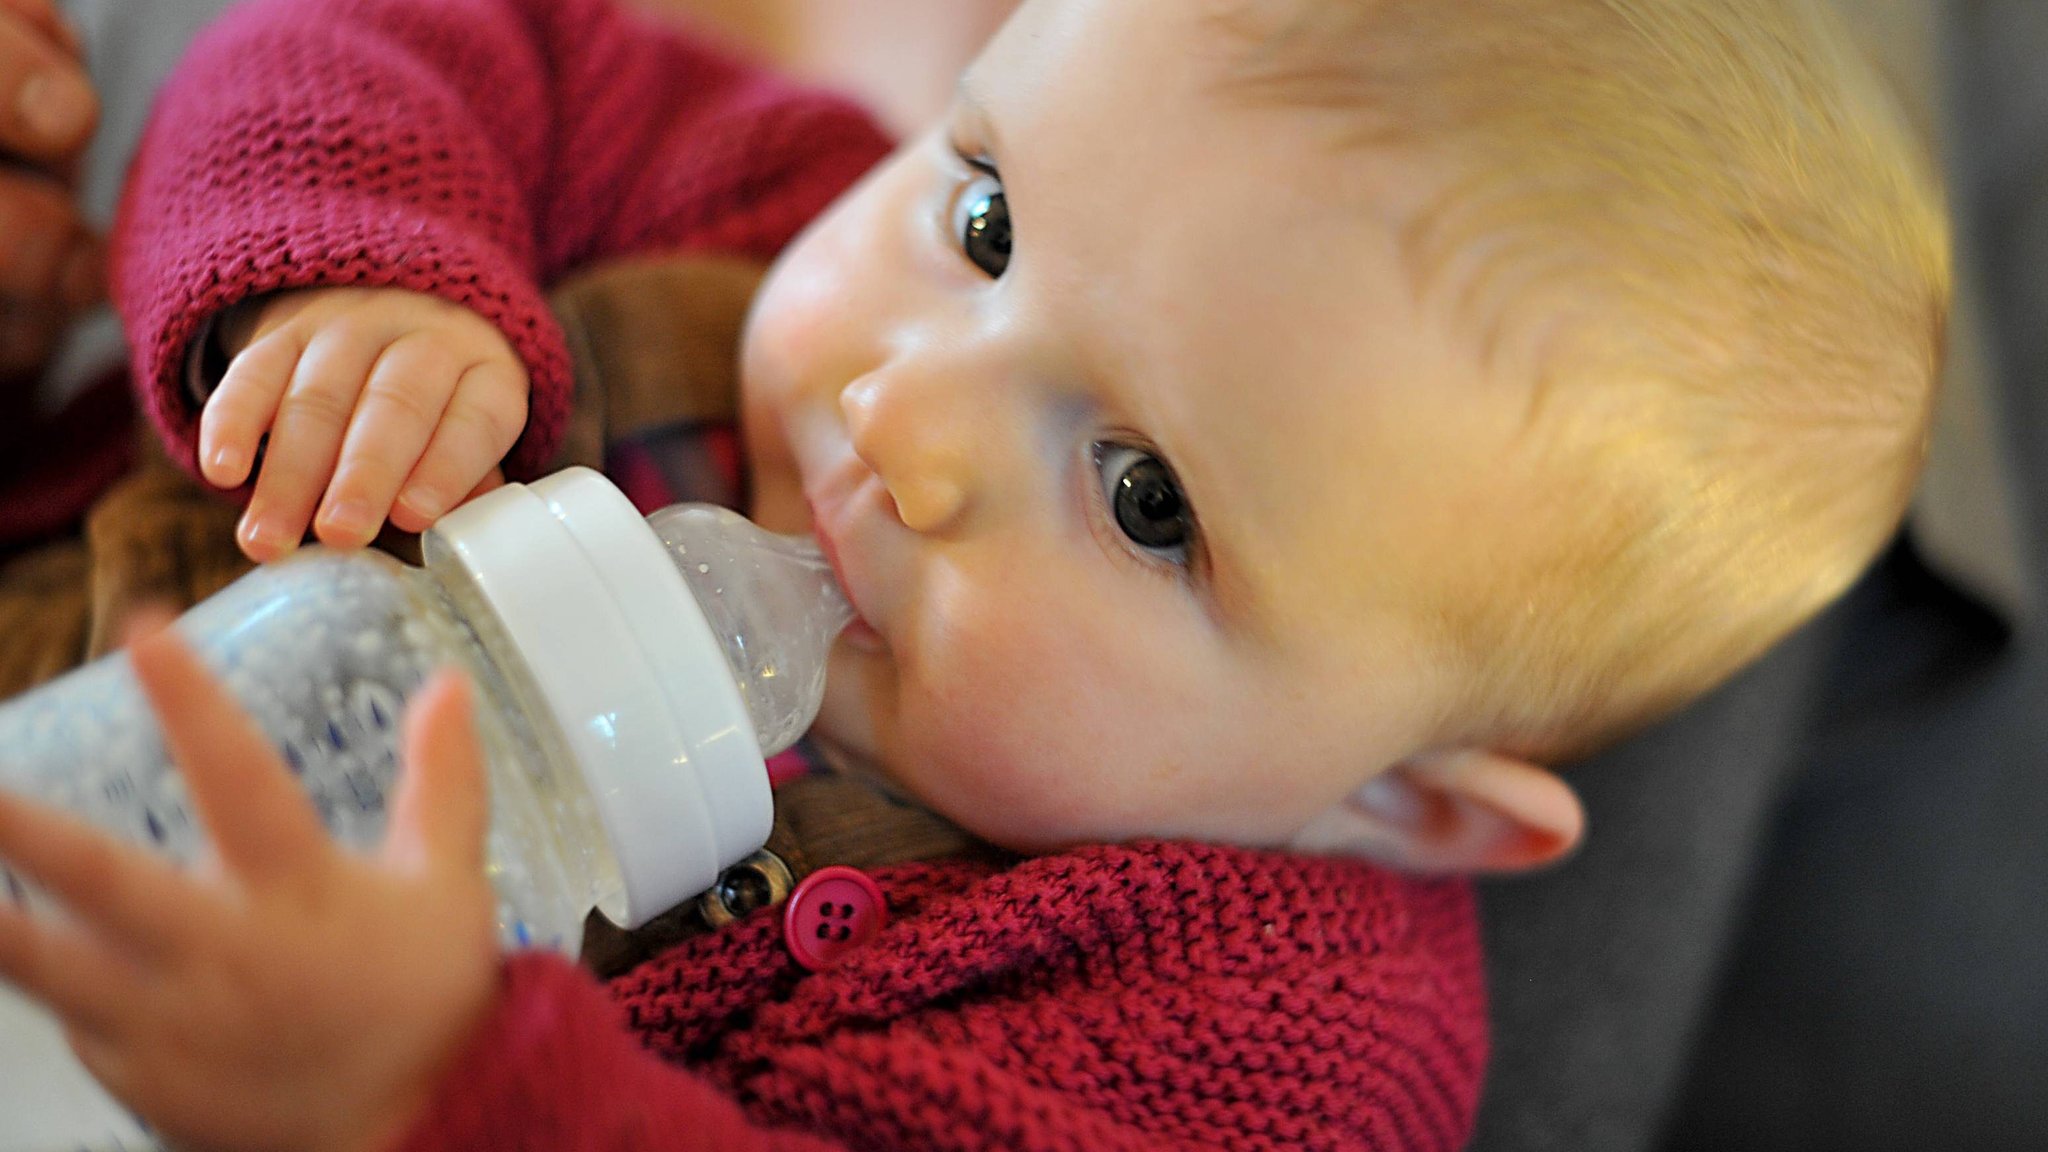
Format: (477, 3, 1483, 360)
(1227, 0, 1951, 757)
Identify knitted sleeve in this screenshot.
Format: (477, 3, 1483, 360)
(394, 953, 852, 1152)
(111, 0, 889, 482)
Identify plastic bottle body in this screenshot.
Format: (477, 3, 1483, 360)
(0, 548, 621, 954)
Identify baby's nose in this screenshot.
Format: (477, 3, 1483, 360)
(840, 373, 972, 534)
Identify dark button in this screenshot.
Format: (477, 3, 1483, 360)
(697, 849, 795, 928)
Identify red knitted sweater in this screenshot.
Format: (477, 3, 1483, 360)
(403, 843, 1487, 1152)
(112, 0, 890, 482)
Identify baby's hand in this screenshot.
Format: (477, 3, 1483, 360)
(200, 286, 530, 560)
(0, 627, 500, 1152)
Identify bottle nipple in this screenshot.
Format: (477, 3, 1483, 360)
(645, 504, 855, 756)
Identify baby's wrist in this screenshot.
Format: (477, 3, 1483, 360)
(340, 961, 512, 1152)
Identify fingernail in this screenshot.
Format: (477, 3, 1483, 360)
(238, 513, 291, 560)
(237, 512, 266, 551)
(398, 486, 444, 524)
(320, 499, 374, 540)
(57, 241, 104, 308)
(207, 443, 246, 482)
(17, 70, 93, 144)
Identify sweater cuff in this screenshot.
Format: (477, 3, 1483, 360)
(393, 953, 615, 1150)
(392, 952, 805, 1152)
(184, 312, 221, 408)
(118, 217, 572, 489)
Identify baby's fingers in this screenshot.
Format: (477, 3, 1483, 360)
(315, 335, 463, 548)
(240, 330, 380, 561)
(0, 793, 195, 957)
(0, 899, 143, 1034)
(383, 671, 488, 876)
(199, 329, 303, 490)
(392, 359, 527, 532)
(129, 627, 331, 884)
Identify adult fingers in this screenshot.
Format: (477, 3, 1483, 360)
(0, 169, 94, 309)
(0, 0, 79, 58)
(238, 329, 380, 560)
(128, 626, 331, 884)
(0, 5, 95, 163)
(391, 359, 526, 531)
(200, 328, 305, 489)
(314, 335, 461, 549)
(384, 671, 489, 876)
(0, 299, 60, 376)
(0, 793, 197, 957)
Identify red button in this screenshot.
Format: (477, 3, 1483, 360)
(783, 865, 887, 970)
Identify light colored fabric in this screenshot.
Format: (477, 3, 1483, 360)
(1842, 0, 2035, 620)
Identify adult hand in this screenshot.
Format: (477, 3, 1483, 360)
(0, 0, 102, 379)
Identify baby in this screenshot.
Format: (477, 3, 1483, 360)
(0, 0, 1945, 1149)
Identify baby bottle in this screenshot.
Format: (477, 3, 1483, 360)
(0, 467, 852, 954)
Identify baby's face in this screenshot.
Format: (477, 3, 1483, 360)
(742, 0, 1536, 850)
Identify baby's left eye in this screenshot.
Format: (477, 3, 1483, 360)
(951, 169, 1010, 278)
(1094, 443, 1194, 564)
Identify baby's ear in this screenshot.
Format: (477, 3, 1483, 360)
(1287, 749, 1584, 874)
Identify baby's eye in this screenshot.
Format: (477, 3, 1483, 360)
(951, 168, 1010, 278)
(1094, 443, 1194, 563)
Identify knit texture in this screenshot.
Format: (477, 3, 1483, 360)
(112, 0, 891, 485)
(401, 842, 1488, 1152)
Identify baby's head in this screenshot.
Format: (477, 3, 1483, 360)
(738, 0, 1948, 869)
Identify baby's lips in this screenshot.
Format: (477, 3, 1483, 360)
(809, 504, 885, 652)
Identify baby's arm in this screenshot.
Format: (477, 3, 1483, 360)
(114, 0, 889, 508)
(201, 287, 528, 560)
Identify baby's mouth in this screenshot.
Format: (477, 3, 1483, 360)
(807, 492, 887, 654)
(792, 410, 892, 653)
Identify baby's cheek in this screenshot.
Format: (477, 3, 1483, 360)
(897, 608, 1183, 848)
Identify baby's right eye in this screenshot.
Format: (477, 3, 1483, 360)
(951, 163, 1010, 278)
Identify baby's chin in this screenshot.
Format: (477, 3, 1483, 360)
(798, 700, 1017, 844)
(796, 727, 1122, 854)
(803, 654, 893, 775)
(796, 726, 920, 806)
(801, 654, 1192, 852)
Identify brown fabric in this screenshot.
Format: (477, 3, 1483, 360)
(0, 433, 252, 699)
(79, 437, 255, 659)
(770, 771, 990, 874)
(0, 540, 91, 699)
(580, 770, 998, 978)
(0, 431, 417, 698)
(544, 255, 760, 473)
